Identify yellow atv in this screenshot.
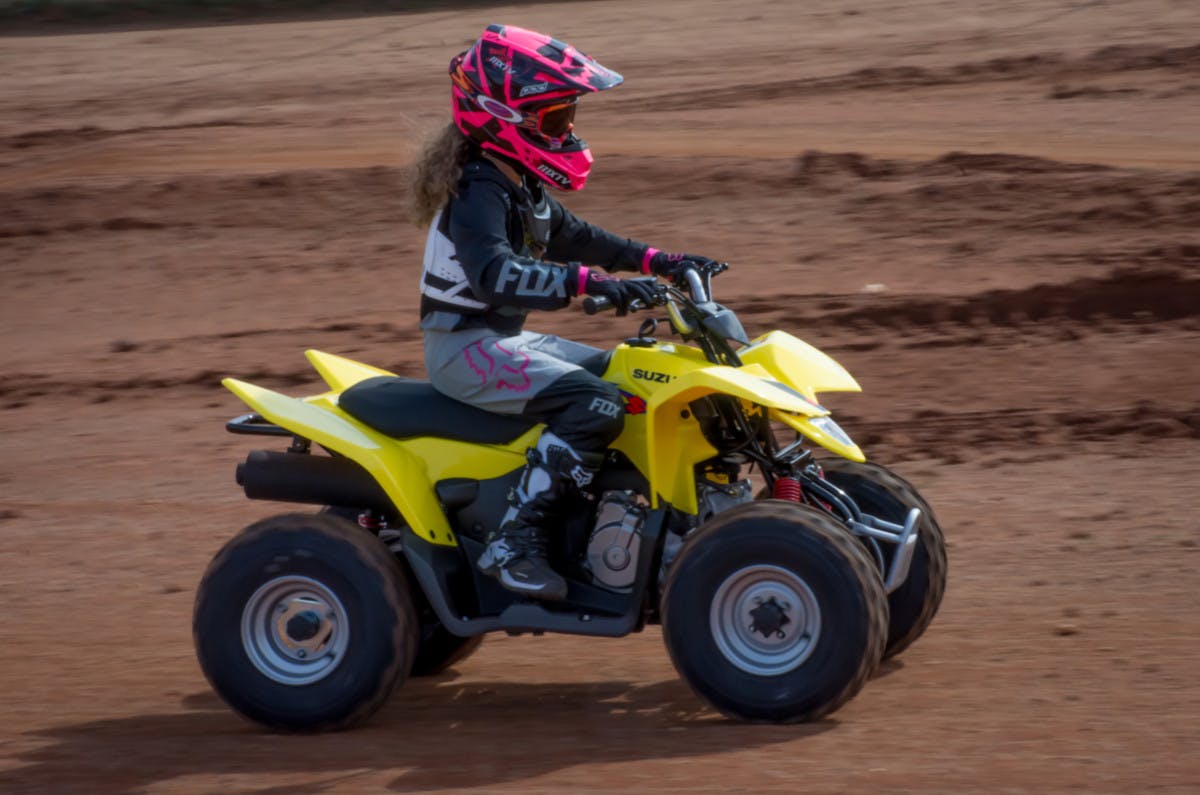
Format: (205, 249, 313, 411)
(194, 264, 947, 730)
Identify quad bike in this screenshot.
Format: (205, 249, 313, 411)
(194, 263, 947, 730)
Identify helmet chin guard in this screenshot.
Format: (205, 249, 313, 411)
(449, 24, 623, 190)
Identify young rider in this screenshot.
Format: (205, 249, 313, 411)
(409, 24, 719, 601)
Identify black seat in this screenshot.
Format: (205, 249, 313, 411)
(338, 376, 537, 444)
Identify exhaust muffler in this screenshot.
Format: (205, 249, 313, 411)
(236, 450, 394, 515)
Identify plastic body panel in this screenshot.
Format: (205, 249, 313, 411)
(224, 332, 868, 544)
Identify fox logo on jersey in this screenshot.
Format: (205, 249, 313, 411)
(496, 260, 568, 298)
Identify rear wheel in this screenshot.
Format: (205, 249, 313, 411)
(193, 512, 418, 731)
(317, 507, 484, 677)
(819, 459, 947, 659)
(661, 501, 887, 722)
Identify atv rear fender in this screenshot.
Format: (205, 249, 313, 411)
(222, 375, 537, 547)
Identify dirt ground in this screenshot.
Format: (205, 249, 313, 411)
(2, 0, 1199, 792)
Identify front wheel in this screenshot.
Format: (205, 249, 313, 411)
(819, 459, 948, 659)
(193, 512, 418, 731)
(661, 501, 888, 722)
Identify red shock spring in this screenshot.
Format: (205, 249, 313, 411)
(773, 476, 803, 502)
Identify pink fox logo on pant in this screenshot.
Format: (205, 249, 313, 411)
(464, 340, 532, 392)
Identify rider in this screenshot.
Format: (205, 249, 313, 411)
(409, 24, 719, 601)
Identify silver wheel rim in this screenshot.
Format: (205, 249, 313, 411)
(709, 564, 821, 676)
(241, 575, 350, 686)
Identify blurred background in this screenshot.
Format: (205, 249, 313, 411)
(1, 1, 1197, 793)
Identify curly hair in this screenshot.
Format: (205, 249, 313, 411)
(407, 123, 472, 227)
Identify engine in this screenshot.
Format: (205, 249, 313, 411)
(697, 477, 754, 521)
(583, 481, 751, 593)
(584, 491, 646, 592)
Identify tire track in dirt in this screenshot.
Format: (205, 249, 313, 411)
(619, 43, 1200, 112)
(1, 120, 278, 153)
(844, 173, 1200, 236)
(739, 269, 1200, 334)
(0, 318, 418, 408)
(786, 151, 1200, 238)
(0, 368, 310, 409)
(582, 152, 1200, 253)
(0, 166, 404, 239)
(843, 401, 1200, 463)
(7, 149, 1194, 239)
(796, 150, 1115, 178)
(592, 151, 1119, 200)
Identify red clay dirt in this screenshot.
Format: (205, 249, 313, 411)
(2, 1, 1198, 793)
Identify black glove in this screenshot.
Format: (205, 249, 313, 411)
(583, 271, 659, 316)
(646, 249, 720, 280)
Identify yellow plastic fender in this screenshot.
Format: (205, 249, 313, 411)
(639, 363, 828, 513)
(739, 330, 866, 463)
(306, 349, 395, 390)
(739, 330, 861, 403)
(222, 375, 538, 547)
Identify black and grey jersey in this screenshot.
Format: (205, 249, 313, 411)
(420, 209, 490, 314)
(419, 157, 650, 335)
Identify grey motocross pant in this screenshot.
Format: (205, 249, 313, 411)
(422, 324, 624, 454)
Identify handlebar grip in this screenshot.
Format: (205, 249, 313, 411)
(582, 295, 612, 315)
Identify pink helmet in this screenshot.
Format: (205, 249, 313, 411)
(449, 24, 623, 191)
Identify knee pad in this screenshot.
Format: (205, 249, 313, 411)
(552, 383, 624, 452)
(525, 370, 626, 453)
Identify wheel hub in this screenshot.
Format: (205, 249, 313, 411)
(241, 576, 350, 685)
(710, 564, 821, 676)
(748, 597, 791, 639)
(285, 609, 324, 643)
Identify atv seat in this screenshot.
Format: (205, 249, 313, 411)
(338, 376, 537, 444)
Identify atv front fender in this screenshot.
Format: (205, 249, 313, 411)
(739, 330, 866, 462)
(643, 363, 829, 514)
(739, 330, 861, 402)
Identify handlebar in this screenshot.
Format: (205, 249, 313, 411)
(582, 295, 653, 315)
(582, 295, 613, 315)
(684, 268, 709, 304)
(581, 262, 729, 315)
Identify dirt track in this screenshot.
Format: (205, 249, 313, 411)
(2, 1, 1199, 792)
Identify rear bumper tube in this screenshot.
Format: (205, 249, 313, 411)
(226, 412, 292, 437)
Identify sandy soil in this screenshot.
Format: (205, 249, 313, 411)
(2, 1, 1199, 792)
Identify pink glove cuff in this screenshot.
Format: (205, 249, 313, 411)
(641, 247, 660, 275)
(577, 265, 591, 296)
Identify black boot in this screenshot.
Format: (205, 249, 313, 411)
(477, 432, 600, 601)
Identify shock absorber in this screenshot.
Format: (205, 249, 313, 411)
(772, 476, 803, 502)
